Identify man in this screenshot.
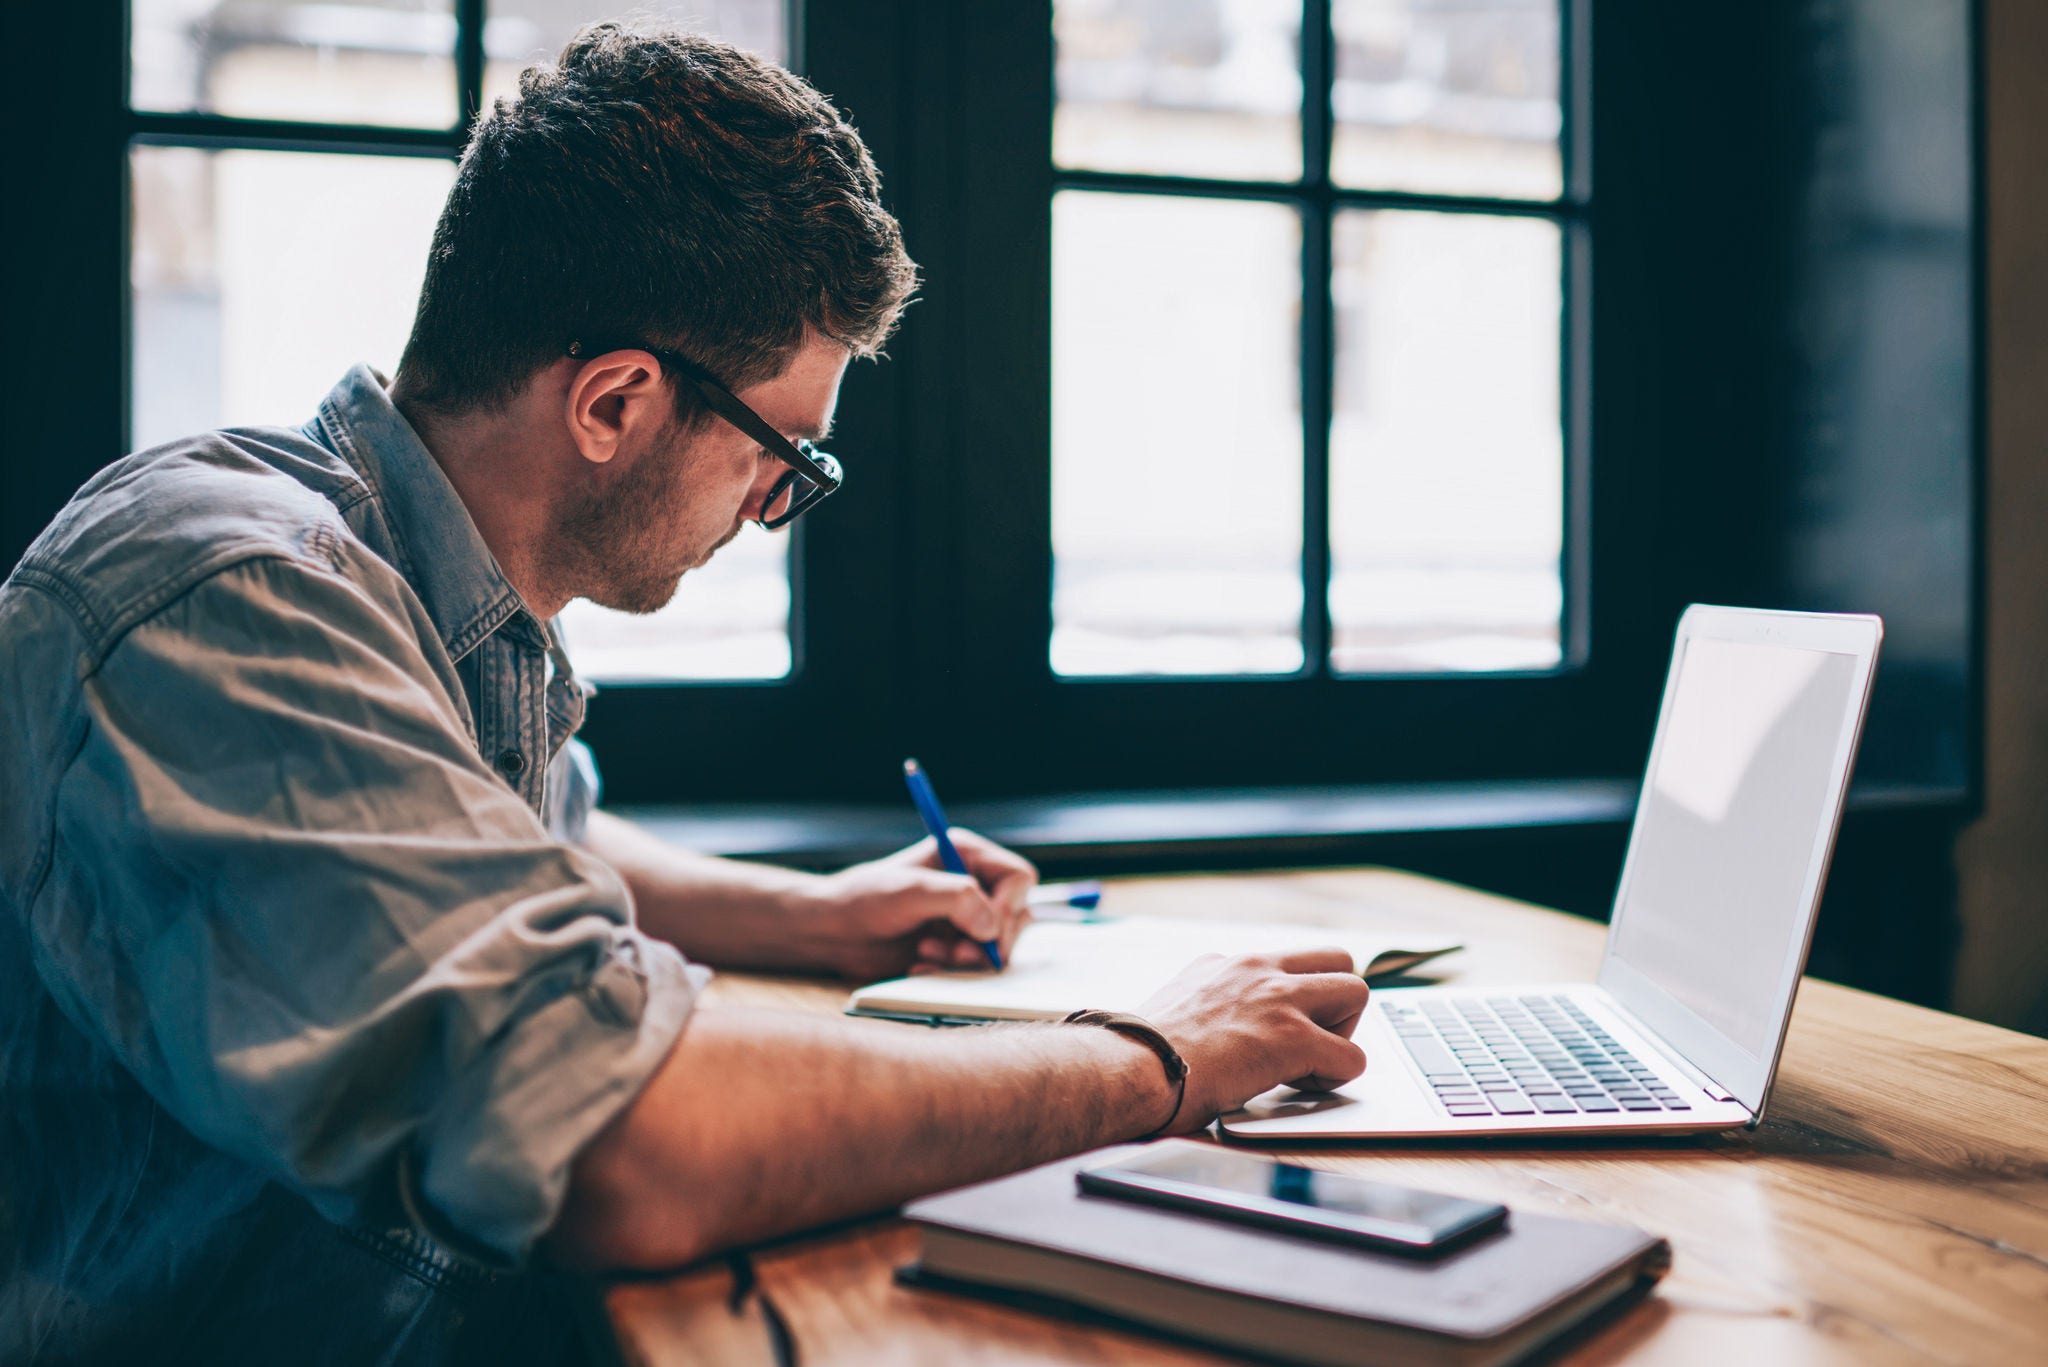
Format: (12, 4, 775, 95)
(0, 23, 1369, 1364)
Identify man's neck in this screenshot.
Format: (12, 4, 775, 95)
(395, 394, 572, 621)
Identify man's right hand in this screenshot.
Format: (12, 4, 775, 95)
(1137, 949, 1371, 1135)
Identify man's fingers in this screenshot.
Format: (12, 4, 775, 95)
(986, 866, 1034, 919)
(945, 887, 1004, 944)
(1263, 945, 1360, 976)
(948, 826, 1038, 886)
(1285, 1031, 1369, 1093)
(1281, 972, 1372, 1032)
(888, 870, 1001, 941)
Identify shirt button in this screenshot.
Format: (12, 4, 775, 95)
(495, 749, 527, 779)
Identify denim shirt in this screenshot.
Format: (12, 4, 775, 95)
(0, 367, 702, 1365)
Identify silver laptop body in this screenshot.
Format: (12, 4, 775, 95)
(1222, 605, 1883, 1142)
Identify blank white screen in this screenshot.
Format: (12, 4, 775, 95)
(1608, 638, 1861, 1060)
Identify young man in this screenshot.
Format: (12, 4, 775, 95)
(0, 24, 1369, 1364)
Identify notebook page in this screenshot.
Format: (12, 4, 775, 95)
(847, 916, 1460, 1021)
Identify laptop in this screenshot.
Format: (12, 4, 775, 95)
(1221, 604, 1883, 1142)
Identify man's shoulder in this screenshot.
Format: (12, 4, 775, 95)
(8, 424, 376, 653)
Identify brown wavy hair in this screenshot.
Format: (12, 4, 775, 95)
(394, 21, 918, 419)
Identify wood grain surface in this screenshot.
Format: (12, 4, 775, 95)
(605, 869, 2048, 1367)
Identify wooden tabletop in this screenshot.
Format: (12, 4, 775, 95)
(604, 869, 2048, 1367)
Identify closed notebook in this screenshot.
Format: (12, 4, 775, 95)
(900, 1142, 1670, 1367)
(846, 916, 1460, 1023)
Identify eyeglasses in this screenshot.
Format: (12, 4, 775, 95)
(567, 340, 844, 529)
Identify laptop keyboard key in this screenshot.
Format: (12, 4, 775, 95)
(1490, 1096, 1536, 1115)
(1533, 1095, 1578, 1113)
(1620, 1098, 1663, 1111)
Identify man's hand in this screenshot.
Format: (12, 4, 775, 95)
(1136, 948, 1371, 1134)
(578, 810, 1037, 980)
(803, 828, 1037, 981)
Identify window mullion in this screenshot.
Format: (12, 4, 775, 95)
(1300, 0, 1336, 676)
(456, 0, 486, 137)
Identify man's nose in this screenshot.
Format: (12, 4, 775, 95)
(740, 464, 786, 527)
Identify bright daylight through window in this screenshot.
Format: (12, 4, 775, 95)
(128, 0, 1570, 689)
(127, 0, 792, 683)
(1052, 0, 1569, 677)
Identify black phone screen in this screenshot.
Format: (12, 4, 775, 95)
(1077, 1148, 1508, 1253)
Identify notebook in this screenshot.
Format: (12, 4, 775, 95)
(900, 1141, 1670, 1367)
(845, 916, 1461, 1024)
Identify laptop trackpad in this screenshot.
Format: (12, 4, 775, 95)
(1221, 1016, 1437, 1138)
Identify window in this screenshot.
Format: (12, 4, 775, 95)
(124, 0, 793, 683)
(584, 2, 1604, 803)
(1050, 0, 1574, 678)
(103, 2, 1617, 806)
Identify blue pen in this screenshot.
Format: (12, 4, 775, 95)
(902, 758, 1004, 970)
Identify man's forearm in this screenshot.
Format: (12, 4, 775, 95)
(581, 809, 827, 969)
(549, 1007, 1171, 1271)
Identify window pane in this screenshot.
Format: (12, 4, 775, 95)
(1331, 0, 1561, 200)
(1053, 192, 1303, 677)
(482, 0, 787, 107)
(557, 525, 790, 682)
(1329, 210, 1562, 673)
(130, 146, 451, 449)
(1055, 0, 1302, 182)
(131, 0, 458, 128)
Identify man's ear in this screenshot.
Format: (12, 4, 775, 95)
(564, 350, 671, 466)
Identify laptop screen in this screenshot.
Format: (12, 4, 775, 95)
(1605, 636, 1865, 1067)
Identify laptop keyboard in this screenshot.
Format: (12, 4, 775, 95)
(1385, 994, 1692, 1117)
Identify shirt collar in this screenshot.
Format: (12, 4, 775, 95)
(310, 364, 542, 662)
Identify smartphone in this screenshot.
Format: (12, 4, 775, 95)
(1076, 1148, 1508, 1255)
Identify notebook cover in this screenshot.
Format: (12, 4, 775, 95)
(901, 1141, 1669, 1345)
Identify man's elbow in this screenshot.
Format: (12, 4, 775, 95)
(545, 1131, 719, 1272)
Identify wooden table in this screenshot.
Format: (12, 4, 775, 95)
(605, 869, 2048, 1367)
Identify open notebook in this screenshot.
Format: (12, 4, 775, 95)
(845, 916, 1461, 1024)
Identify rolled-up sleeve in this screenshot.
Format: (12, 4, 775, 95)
(29, 552, 698, 1265)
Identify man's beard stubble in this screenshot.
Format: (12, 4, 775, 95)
(556, 421, 704, 616)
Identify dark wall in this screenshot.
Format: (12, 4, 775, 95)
(1955, 0, 2048, 1038)
(1767, 0, 1977, 799)
(1, 8, 126, 575)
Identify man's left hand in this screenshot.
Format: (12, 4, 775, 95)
(804, 828, 1036, 981)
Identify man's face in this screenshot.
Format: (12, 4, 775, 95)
(561, 335, 849, 614)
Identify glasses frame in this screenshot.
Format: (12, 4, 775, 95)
(566, 340, 844, 529)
